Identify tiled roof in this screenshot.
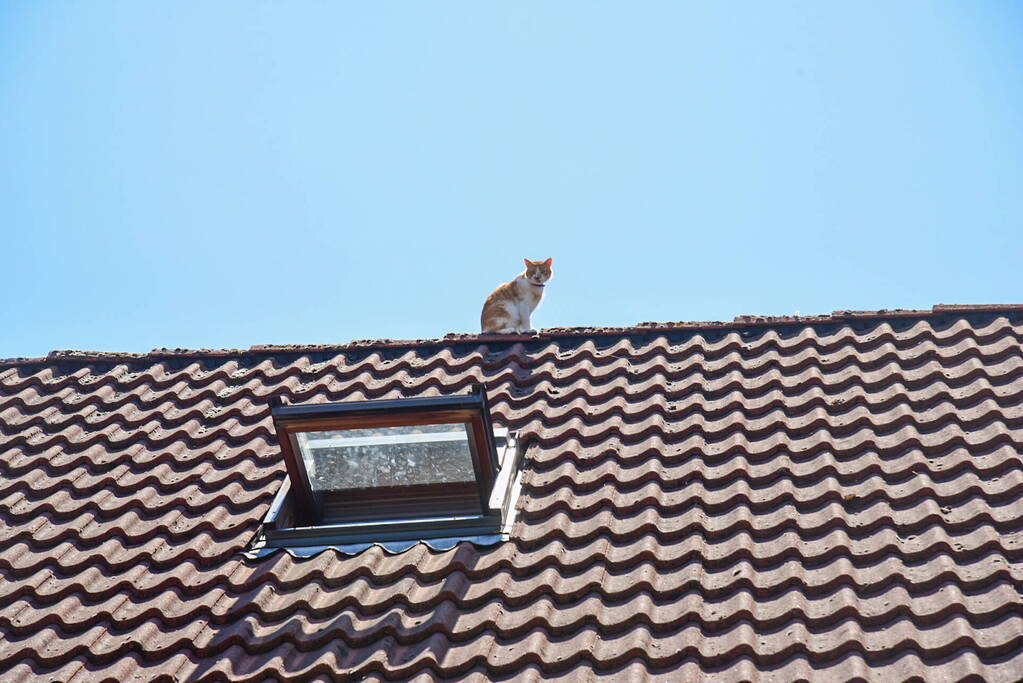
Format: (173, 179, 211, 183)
(1, 304, 1022, 681)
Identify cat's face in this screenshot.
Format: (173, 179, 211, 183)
(523, 258, 553, 286)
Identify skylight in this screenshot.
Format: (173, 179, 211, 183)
(254, 386, 523, 550)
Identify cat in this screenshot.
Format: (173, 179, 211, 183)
(480, 258, 553, 334)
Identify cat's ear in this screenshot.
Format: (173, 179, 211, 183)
(544, 257, 553, 266)
(523, 258, 532, 268)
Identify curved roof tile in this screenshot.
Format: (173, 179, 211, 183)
(1, 305, 1022, 680)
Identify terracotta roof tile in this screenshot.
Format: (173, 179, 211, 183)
(1, 305, 1022, 679)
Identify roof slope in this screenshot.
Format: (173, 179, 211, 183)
(1, 305, 1023, 681)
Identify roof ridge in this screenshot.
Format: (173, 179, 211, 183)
(2, 303, 1020, 369)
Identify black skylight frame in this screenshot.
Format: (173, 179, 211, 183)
(270, 387, 501, 528)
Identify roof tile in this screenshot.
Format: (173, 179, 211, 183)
(1, 306, 1022, 679)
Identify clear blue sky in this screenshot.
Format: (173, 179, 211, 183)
(2, 2, 1021, 359)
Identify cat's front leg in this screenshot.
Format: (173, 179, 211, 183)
(518, 318, 538, 335)
(516, 306, 538, 335)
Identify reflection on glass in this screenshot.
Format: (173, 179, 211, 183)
(295, 423, 475, 491)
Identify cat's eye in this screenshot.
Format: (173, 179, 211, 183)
(255, 386, 522, 550)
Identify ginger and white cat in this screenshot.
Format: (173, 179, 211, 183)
(481, 258, 553, 334)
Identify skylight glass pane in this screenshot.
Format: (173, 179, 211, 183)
(295, 423, 476, 492)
